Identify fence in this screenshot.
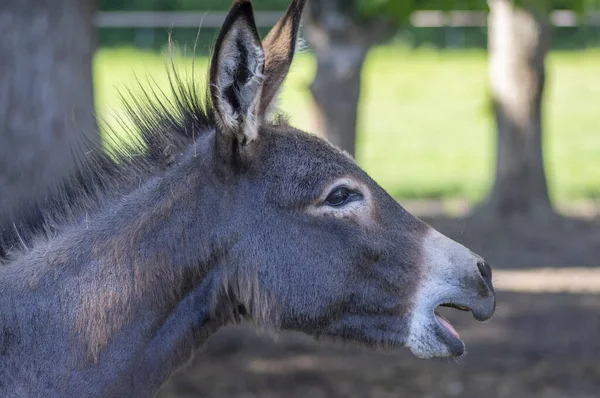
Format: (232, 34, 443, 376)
(94, 10, 600, 49)
(94, 10, 600, 28)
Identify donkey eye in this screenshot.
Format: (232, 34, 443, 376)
(325, 187, 361, 207)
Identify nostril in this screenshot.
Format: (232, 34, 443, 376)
(477, 261, 493, 282)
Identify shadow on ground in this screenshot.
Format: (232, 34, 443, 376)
(158, 291, 600, 398)
(158, 215, 600, 398)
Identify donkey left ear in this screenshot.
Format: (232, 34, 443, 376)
(210, 0, 265, 146)
(259, 0, 307, 116)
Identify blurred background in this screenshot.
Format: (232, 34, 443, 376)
(2, 0, 600, 397)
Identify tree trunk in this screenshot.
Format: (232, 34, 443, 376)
(481, 0, 553, 220)
(305, 0, 394, 158)
(0, 0, 98, 218)
(308, 39, 367, 158)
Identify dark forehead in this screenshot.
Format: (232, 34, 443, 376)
(251, 125, 379, 203)
(259, 125, 364, 180)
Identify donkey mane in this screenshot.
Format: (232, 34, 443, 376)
(0, 61, 287, 263)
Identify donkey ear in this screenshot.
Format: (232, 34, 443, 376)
(259, 0, 307, 116)
(209, 0, 265, 146)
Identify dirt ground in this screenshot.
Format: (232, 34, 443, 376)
(158, 214, 600, 398)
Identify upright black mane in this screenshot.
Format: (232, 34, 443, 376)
(0, 65, 215, 261)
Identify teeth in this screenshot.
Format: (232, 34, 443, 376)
(439, 303, 470, 312)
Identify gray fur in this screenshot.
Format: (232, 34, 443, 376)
(0, 1, 495, 396)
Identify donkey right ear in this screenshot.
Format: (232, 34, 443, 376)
(209, 1, 265, 147)
(259, 0, 306, 117)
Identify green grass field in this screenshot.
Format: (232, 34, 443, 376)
(94, 46, 600, 206)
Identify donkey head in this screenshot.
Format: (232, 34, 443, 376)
(205, 0, 495, 359)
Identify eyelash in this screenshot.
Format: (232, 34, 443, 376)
(324, 186, 363, 207)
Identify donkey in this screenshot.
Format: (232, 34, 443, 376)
(0, 0, 495, 396)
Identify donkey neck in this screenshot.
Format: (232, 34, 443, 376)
(0, 138, 241, 397)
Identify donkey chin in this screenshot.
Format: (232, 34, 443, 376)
(405, 227, 496, 359)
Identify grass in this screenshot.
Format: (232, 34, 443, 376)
(94, 46, 600, 206)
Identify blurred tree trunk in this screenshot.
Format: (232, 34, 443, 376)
(305, 0, 395, 158)
(0, 0, 98, 218)
(479, 0, 554, 220)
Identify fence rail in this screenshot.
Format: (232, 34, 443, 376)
(94, 11, 282, 28)
(94, 10, 600, 29)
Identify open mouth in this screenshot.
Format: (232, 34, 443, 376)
(433, 303, 473, 356)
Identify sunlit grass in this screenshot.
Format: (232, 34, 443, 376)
(94, 46, 600, 205)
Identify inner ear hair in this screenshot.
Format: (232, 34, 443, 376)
(209, 1, 265, 146)
(259, 0, 307, 117)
